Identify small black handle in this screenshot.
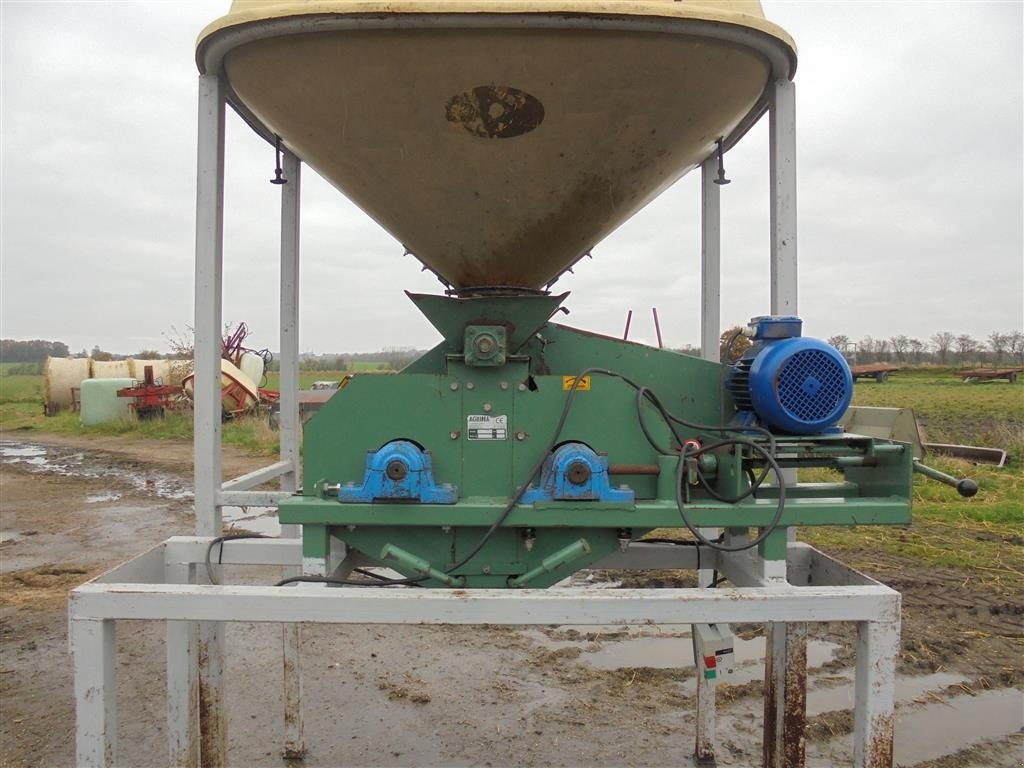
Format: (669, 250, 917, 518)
(912, 460, 979, 498)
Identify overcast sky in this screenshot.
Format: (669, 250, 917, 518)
(2, 1, 1021, 355)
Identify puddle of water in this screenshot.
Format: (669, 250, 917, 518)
(580, 634, 837, 675)
(0, 445, 47, 461)
(2, 440, 286, 537)
(807, 671, 968, 716)
(222, 505, 281, 537)
(893, 687, 1024, 765)
(86, 491, 123, 503)
(1, 440, 194, 500)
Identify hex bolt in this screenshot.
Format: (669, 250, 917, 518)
(516, 431, 527, 441)
(449, 382, 459, 391)
(450, 430, 460, 440)
(481, 565, 491, 575)
(517, 383, 527, 392)
(483, 403, 492, 413)
(466, 382, 475, 390)
(441, 526, 451, 534)
(500, 381, 509, 390)
(347, 524, 357, 532)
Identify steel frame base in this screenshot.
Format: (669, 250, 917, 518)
(70, 539, 898, 768)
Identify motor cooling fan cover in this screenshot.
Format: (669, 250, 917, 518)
(746, 338, 853, 434)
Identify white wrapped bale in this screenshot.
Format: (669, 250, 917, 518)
(91, 360, 132, 379)
(43, 356, 91, 410)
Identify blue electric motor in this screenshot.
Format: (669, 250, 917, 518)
(726, 316, 853, 435)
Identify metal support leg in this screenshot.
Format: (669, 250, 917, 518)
(193, 72, 227, 768)
(694, 155, 723, 764)
(167, 564, 199, 768)
(769, 78, 797, 317)
(693, 561, 718, 766)
(700, 156, 722, 363)
(278, 150, 302, 508)
(853, 612, 900, 768)
(277, 149, 307, 759)
(72, 619, 117, 768)
(763, 621, 807, 768)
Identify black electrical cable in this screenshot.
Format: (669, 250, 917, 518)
(277, 363, 787, 586)
(204, 533, 268, 585)
(633, 385, 772, 504)
(674, 437, 786, 552)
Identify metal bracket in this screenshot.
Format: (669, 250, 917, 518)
(464, 324, 507, 367)
(337, 440, 457, 504)
(522, 442, 635, 504)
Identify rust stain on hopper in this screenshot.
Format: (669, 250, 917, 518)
(445, 85, 544, 138)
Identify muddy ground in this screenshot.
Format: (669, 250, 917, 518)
(1, 433, 1021, 768)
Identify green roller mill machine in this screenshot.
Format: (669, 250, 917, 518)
(196, 0, 977, 589)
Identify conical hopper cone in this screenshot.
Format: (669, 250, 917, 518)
(198, 2, 795, 290)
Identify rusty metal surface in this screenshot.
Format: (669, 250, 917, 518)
(863, 712, 895, 768)
(763, 622, 808, 768)
(763, 626, 778, 768)
(282, 624, 307, 760)
(608, 463, 660, 475)
(781, 624, 808, 768)
(197, 630, 227, 768)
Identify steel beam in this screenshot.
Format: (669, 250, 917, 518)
(279, 150, 302, 509)
(769, 78, 797, 317)
(71, 619, 116, 768)
(71, 583, 896, 624)
(193, 72, 228, 768)
(854, 614, 900, 768)
(166, 564, 199, 768)
(700, 156, 722, 363)
(220, 460, 292, 492)
(277, 148, 306, 760)
(217, 489, 294, 506)
(764, 621, 808, 768)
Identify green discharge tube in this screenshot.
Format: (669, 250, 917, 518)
(507, 538, 591, 588)
(379, 543, 467, 588)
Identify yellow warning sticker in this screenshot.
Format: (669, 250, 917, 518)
(562, 375, 591, 391)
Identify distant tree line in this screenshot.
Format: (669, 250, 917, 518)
(826, 330, 1024, 367)
(298, 346, 425, 372)
(1, 339, 69, 362)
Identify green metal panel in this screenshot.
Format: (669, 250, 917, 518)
(279, 496, 911, 529)
(293, 298, 915, 588)
(333, 525, 626, 588)
(302, 373, 463, 496)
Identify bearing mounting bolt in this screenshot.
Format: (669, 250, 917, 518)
(483, 402, 492, 412)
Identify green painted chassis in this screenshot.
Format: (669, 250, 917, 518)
(279, 323, 913, 587)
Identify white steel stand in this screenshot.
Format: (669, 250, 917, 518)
(69, 61, 901, 768)
(187, 73, 304, 767)
(71, 540, 901, 768)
